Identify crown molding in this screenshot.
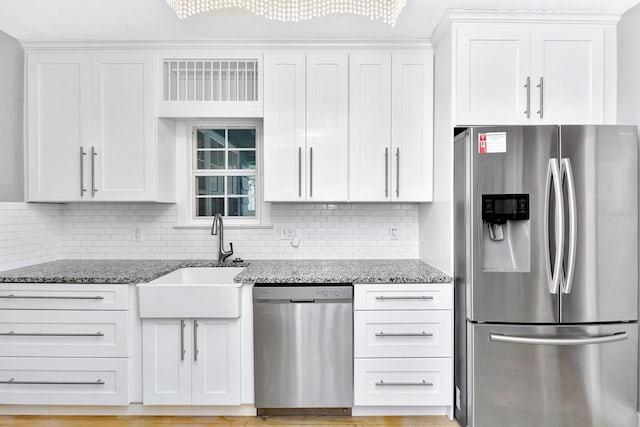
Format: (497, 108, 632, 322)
(431, 9, 621, 46)
(22, 39, 432, 51)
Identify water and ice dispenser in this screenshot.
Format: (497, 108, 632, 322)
(481, 194, 531, 272)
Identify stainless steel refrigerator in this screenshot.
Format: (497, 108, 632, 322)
(454, 125, 639, 427)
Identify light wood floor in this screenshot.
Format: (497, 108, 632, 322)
(0, 416, 459, 427)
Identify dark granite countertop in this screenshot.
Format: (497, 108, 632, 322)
(233, 259, 451, 284)
(0, 259, 451, 285)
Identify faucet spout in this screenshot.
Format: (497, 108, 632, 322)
(211, 214, 234, 263)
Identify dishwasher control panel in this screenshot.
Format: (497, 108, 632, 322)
(253, 284, 353, 302)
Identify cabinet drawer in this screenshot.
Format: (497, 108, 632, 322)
(0, 283, 128, 310)
(0, 310, 128, 357)
(354, 311, 451, 358)
(0, 357, 129, 405)
(354, 284, 452, 310)
(354, 358, 452, 406)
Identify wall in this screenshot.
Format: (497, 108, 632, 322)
(617, 2, 640, 415)
(618, 3, 640, 129)
(0, 203, 62, 271)
(0, 30, 24, 202)
(419, 27, 453, 275)
(61, 203, 419, 260)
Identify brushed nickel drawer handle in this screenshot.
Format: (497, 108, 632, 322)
(375, 331, 433, 337)
(0, 295, 104, 300)
(375, 379, 433, 387)
(375, 295, 434, 301)
(0, 331, 104, 337)
(1, 378, 105, 385)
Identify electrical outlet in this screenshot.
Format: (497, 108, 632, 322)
(132, 225, 144, 242)
(389, 225, 399, 240)
(280, 226, 295, 240)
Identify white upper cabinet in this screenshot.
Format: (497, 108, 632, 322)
(263, 52, 349, 202)
(27, 51, 174, 202)
(157, 56, 263, 118)
(263, 54, 306, 202)
(350, 52, 433, 202)
(455, 25, 531, 125)
(27, 53, 92, 201)
(306, 53, 349, 202)
(391, 53, 433, 202)
(454, 17, 615, 125)
(349, 53, 392, 202)
(530, 27, 605, 124)
(91, 53, 157, 201)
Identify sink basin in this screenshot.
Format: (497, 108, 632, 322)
(137, 267, 245, 319)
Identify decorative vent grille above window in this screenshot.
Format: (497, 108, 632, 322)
(163, 59, 259, 102)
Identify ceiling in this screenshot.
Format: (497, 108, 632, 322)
(0, 0, 638, 43)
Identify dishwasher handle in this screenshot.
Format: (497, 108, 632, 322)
(289, 299, 316, 303)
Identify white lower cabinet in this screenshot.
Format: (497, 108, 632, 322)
(142, 318, 240, 406)
(0, 283, 130, 406)
(0, 357, 129, 405)
(354, 358, 452, 406)
(353, 283, 453, 417)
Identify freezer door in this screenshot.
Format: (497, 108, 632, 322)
(560, 126, 638, 323)
(468, 322, 638, 427)
(469, 126, 560, 323)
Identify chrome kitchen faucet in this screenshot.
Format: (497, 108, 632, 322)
(211, 214, 233, 263)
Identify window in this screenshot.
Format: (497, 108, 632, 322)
(175, 118, 268, 228)
(193, 127, 257, 218)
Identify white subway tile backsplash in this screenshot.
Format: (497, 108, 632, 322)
(0, 201, 419, 264)
(0, 203, 63, 271)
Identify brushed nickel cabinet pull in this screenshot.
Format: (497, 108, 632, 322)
(193, 320, 199, 362)
(395, 147, 400, 198)
(80, 147, 87, 197)
(91, 146, 98, 196)
(375, 295, 434, 301)
(524, 76, 531, 118)
(180, 319, 186, 361)
(0, 294, 104, 300)
(536, 76, 544, 118)
(384, 147, 389, 197)
(1, 378, 105, 385)
(375, 379, 433, 387)
(375, 331, 433, 337)
(0, 331, 104, 337)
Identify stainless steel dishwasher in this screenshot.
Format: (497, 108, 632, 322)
(253, 284, 353, 414)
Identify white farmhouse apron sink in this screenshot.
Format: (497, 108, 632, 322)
(137, 267, 245, 318)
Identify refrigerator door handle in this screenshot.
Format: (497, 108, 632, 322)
(490, 332, 628, 346)
(544, 158, 565, 294)
(561, 158, 578, 294)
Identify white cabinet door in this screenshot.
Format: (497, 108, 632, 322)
(531, 27, 605, 124)
(263, 53, 306, 202)
(92, 53, 157, 201)
(391, 53, 434, 202)
(191, 319, 241, 405)
(349, 53, 392, 202)
(455, 25, 532, 125)
(27, 53, 91, 201)
(142, 319, 191, 405)
(306, 53, 349, 201)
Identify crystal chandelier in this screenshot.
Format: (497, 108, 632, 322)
(166, 0, 407, 26)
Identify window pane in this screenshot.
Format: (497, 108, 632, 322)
(196, 176, 224, 195)
(228, 150, 256, 169)
(228, 197, 256, 217)
(197, 151, 225, 169)
(228, 129, 255, 149)
(227, 176, 255, 195)
(197, 129, 225, 149)
(196, 198, 225, 217)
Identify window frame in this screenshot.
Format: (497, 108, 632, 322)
(175, 118, 270, 228)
